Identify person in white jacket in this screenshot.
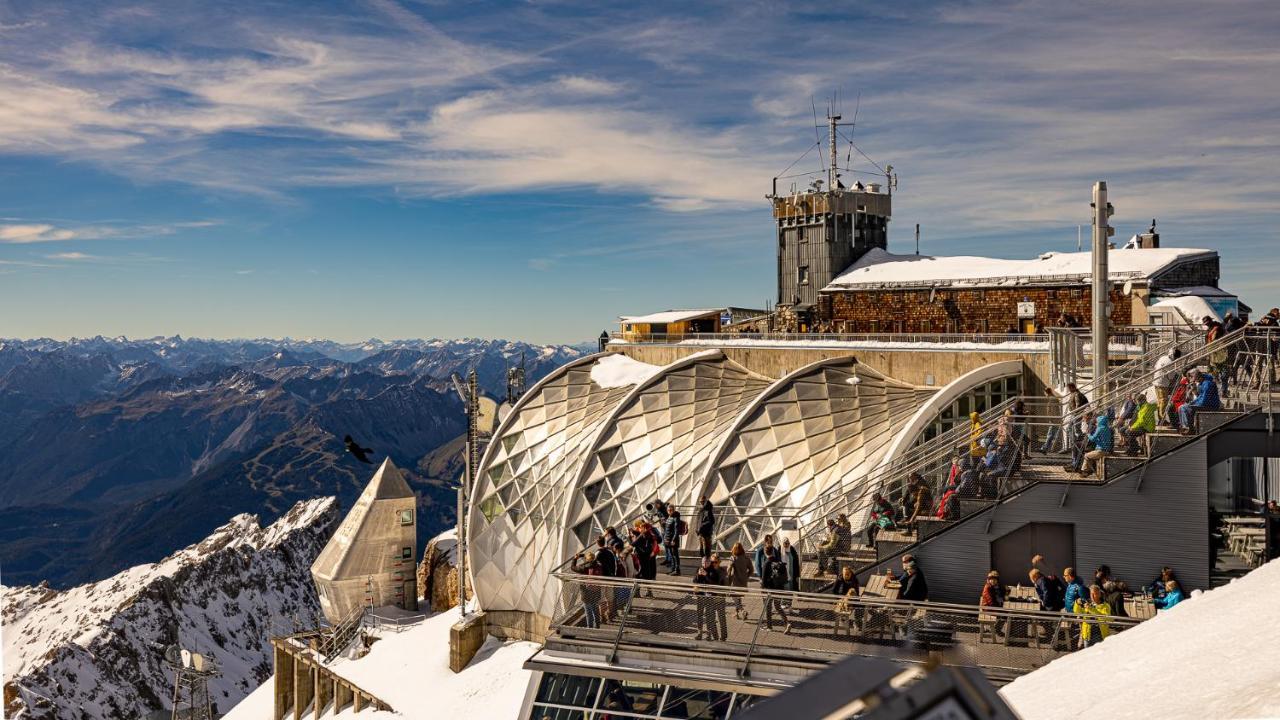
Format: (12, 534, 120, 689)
(1152, 348, 1181, 421)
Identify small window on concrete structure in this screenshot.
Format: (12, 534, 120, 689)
(401, 547, 412, 560)
(399, 509, 414, 526)
(798, 266, 809, 285)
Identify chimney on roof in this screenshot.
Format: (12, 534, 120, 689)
(1136, 218, 1160, 249)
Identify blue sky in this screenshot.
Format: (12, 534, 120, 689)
(1, 0, 1277, 344)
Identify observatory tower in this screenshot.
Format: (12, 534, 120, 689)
(311, 458, 418, 623)
(773, 110, 892, 321)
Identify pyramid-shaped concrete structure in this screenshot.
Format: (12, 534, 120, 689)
(312, 458, 418, 622)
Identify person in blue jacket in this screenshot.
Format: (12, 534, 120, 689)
(1179, 371, 1222, 433)
(1079, 415, 1115, 476)
(1154, 580, 1186, 609)
(1062, 567, 1088, 611)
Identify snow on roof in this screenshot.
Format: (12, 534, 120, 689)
(619, 308, 721, 324)
(823, 246, 1216, 291)
(589, 353, 664, 388)
(1150, 295, 1222, 323)
(1002, 559, 1280, 720)
(225, 610, 537, 720)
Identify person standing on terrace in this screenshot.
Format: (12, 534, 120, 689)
(696, 496, 715, 559)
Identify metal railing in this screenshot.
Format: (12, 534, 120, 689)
(1048, 325, 1203, 392)
(317, 604, 367, 662)
(550, 573, 1139, 679)
(612, 331, 1054, 347)
(551, 505, 806, 575)
(792, 327, 1280, 579)
(787, 398, 1065, 550)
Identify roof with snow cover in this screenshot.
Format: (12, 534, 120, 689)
(618, 308, 722, 324)
(823, 246, 1216, 291)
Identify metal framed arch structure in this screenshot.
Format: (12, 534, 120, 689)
(466, 352, 938, 621)
(693, 357, 935, 550)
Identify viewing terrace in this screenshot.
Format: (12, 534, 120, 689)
(537, 327, 1279, 686)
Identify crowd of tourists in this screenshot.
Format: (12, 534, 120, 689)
(978, 557, 1186, 647)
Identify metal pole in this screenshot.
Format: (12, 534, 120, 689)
(458, 371, 477, 618)
(1091, 182, 1110, 397)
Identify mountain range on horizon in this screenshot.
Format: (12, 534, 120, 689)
(0, 335, 588, 589)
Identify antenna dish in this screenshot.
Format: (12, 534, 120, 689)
(164, 645, 182, 666)
(181, 649, 192, 668)
(191, 653, 212, 673)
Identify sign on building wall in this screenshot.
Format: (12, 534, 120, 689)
(720, 311, 732, 326)
(1017, 301, 1036, 318)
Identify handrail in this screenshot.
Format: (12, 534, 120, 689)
(550, 572, 1141, 678)
(610, 330, 1152, 351)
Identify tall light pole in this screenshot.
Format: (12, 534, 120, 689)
(1091, 182, 1114, 395)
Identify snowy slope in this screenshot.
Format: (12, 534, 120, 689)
(1002, 559, 1280, 720)
(2, 498, 339, 719)
(224, 609, 537, 720)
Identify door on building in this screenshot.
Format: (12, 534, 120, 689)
(1021, 318, 1037, 334)
(990, 522, 1075, 586)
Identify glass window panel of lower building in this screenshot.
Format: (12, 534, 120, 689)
(530, 708, 590, 720)
(599, 679, 664, 716)
(536, 673, 601, 708)
(661, 688, 733, 719)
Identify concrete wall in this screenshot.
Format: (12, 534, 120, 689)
(860, 439, 1211, 604)
(613, 343, 1050, 390)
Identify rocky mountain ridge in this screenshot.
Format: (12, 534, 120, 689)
(2, 497, 339, 720)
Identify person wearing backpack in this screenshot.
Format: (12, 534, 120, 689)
(761, 547, 791, 632)
(593, 537, 619, 621)
(664, 510, 683, 576)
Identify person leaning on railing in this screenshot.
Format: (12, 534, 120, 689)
(571, 551, 603, 629)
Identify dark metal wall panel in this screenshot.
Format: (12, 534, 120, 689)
(862, 439, 1211, 603)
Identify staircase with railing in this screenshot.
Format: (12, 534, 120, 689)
(788, 327, 1278, 585)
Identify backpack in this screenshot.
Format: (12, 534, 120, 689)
(678, 519, 689, 536)
(765, 560, 787, 588)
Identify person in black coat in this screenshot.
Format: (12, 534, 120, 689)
(697, 496, 715, 558)
(761, 547, 791, 631)
(895, 558, 928, 602)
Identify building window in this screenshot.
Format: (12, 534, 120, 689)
(399, 509, 414, 526)
(402, 547, 412, 560)
(798, 266, 809, 285)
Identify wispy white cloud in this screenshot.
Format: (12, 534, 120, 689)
(46, 251, 98, 260)
(0, 220, 217, 244)
(0, 0, 1274, 238)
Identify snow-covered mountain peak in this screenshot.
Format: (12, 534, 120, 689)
(3, 497, 338, 719)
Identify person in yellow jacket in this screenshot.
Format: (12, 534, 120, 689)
(969, 412, 986, 458)
(1122, 396, 1159, 455)
(1073, 584, 1113, 647)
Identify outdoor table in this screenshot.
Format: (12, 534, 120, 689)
(863, 574, 899, 599)
(1126, 597, 1157, 620)
(1002, 599, 1046, 647)
(1007, 584, 1038, 602)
